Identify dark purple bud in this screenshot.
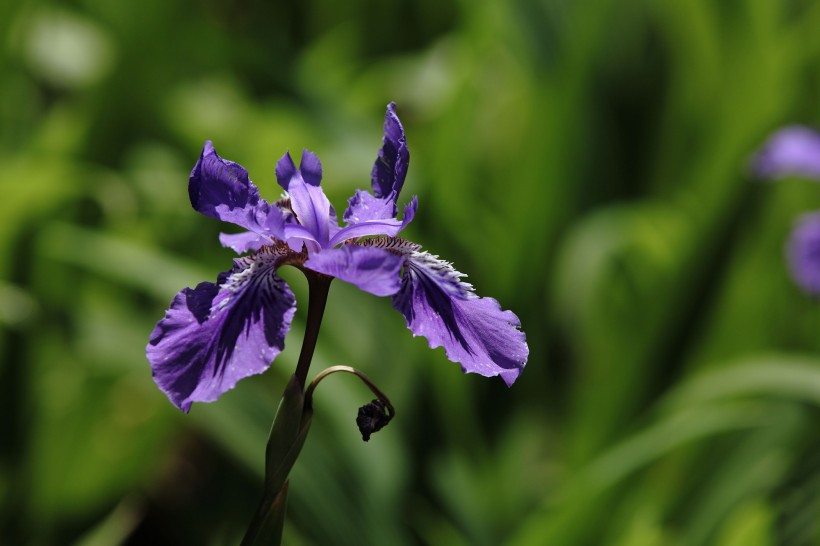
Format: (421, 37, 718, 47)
(356, 399, 393, 441)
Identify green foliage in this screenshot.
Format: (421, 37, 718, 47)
(2, 0, 820, 544)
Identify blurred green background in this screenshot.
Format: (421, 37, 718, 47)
(3, 0, 820, 544)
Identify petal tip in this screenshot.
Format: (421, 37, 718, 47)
(500, 368, 522, 387)
(392, 252, 528, 387)
(383, 103, 405, 143)
(275, 151, 297, 189)
(299, 149, 323, 186)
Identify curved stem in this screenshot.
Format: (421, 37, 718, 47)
(294, 272, 332, 389)
(304, 365, 395, 418)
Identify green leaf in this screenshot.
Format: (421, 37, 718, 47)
(241, 376, 313, 546)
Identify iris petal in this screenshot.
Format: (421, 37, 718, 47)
(304, 245, 403, 297)
(189, 141, 285, 239)
(147, 246, 296, 411)
(338, 197, 417, 245)
(344, 103, 410, 223)
(276, 151, 334, 247)
(343, 190, 397, 224)
(219, 231, 268, 254)
(371, 102, 409, 201)
(275, 219, 316, 253)
(329, 198, 415, 247)
(391, 249, 528, 386)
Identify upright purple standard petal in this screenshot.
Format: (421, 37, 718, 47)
(754, 126, 820, 180)
(344, 103, 410, 223)
(787, 211, 820, 295)
(147, 245, 297, 411)
(390, 249, 528, 385)
(304, 245, 403, 297)
(190, 141, 286, 239)
(372, 102, 409, 200)
(276, 151, 334, 247)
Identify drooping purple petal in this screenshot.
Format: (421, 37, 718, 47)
(189, 142, 286, 240)
(331, 196, 418, 246)
(147, 246, 297, 412)
(787, 211, 820, 295)
(304, 245, 403, 297)
(276, 151, 334, 247)
(390, 249, 528, 385)
(754, 126, 820, 180)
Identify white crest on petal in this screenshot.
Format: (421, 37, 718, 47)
(215, 243, 295, 311)
(360, 236, 473, 297)
(406, 251, 475, 299)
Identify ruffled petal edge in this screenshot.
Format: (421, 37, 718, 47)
(147, 246, 296, 411)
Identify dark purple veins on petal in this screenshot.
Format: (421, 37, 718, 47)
(343, 104, 412, 225)
(391, 250, 528, 386)
(189, 141, 286, 240)
(371, 102, 409, 201)
(190, 141, 259, 220)
(147, 247, 296, 412)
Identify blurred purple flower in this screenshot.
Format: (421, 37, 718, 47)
(754, 125, 820, 295)
(753, 126, 820, 180)
(786, 212, 820, 295)
(147, 103, 528, 411)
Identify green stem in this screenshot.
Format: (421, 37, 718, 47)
(240, 271, 332, 545)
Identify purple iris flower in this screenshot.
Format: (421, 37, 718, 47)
(753, 126, 820, 180)
(754, 125, 820, 295)
(147, 103, 528, 411)
(786, 212, 820, 295)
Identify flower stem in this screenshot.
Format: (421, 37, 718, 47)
(241, 272, 331, 546)
(294, 272, 332, 389)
